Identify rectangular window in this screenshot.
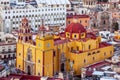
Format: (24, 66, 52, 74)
(81, 33, 84, 36)
(28, 55, 31, 61)
(92, 52, 95, 54)
(38, 60, 40, 63)
(97, 51, 100, 53)
(68, 59, 70, 62)
(77, 46, 79, 51)
(74, 35, 77, 38)
(67, 33, 69, 36)
(38, 73, 40, 76)
(84, 59, 86, 63)
(88, 45, 91, 50)
(2, 49, 5, 53)
(68, 21, 70, 24)
(8, 49, 11, 52)
(104, 52, 106, 56)
(53, 51, 56, 57)
(88, 53, 91, 56)
(14, 48, 16, 52)
(71, 47, 73, 51)
(19, 53, 21, 56)
(19, 65, 20, 68)
(110, 51, 112, 54)
(80, 20, 82, 23)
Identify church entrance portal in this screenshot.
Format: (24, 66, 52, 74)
(27, 65, 31, 75)
(61, 63, 65, 72)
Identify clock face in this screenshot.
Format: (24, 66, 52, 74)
(47, 43, 50, 48)
(38, 44, 41, 47)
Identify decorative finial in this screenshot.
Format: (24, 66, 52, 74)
(73, 18, 78, 23)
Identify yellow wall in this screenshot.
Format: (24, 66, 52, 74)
(44, 50, 53, 76)
(66, 46, 114, 75)
(17, 33, 114, 76)
(16, 43, 24, 70)
(36, 48, 43, 76)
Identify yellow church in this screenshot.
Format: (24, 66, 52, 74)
(16, 17, 114, 77)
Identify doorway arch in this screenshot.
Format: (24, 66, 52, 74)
(27, 65, 31, 75)
(61, 63, 65, 72)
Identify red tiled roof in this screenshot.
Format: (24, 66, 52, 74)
(54, 39, 67, 45)
(86, 70, 93, 76)
(86, 61, 109, 69)
(67, 14, 90, 18)
(1, 74, 40, 80)
(65, 23, 86, 33)
(0, 74, 63, 80)
(59, 32, 65, 37)
(84, 61, 112, 76)
(99, 42, 111, 48)
(86, 32, 96, 39)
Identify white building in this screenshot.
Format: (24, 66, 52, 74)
(83, 0, 97, 8)
(0, 65, 10, 78)
(100, 77, 117, 80)
(0, 0, 70, 33)
(109, 0, 120, 9)
(0, 32, 16, 65)
(96, 2, 110, 11)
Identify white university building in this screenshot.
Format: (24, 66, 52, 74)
(0, 0, 70, 33)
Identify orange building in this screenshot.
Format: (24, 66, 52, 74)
(66, 15, 90, 28)
(112, 11, 120, 19)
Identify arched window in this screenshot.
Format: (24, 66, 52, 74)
(38, 73, 40, 76)
(28, 29, 30, 33)
(25, 37, 28, 41)
(103, 20, 106, 24)
(21, 37, 23, 40)
(25, 29, 27, 33)
(28, 54, 31, 61)
(84, 59, 86, 63)
(89, 45, 91, 49)
(70, 13, 73, 15)
(93, 57, 95, 60)
(18, 36, 20, 39)
(29, 36, 31, 40)
(77, 46, 79, 51)
(8, 54, 10, 58)
(104, 52, 106, 56)
(22, 29, 23, 33)
(82, 10, 84, 14)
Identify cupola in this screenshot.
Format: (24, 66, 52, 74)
(65, 19, 86, 39)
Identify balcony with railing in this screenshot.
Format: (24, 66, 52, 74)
(0, 50, 16, 54)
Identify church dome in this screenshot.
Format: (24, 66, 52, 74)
(66, 23, 86, 33)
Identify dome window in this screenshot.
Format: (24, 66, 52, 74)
(74, 35, 77, 38)
(81, 33, 84, 36)
(88, 45, 91, 50)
